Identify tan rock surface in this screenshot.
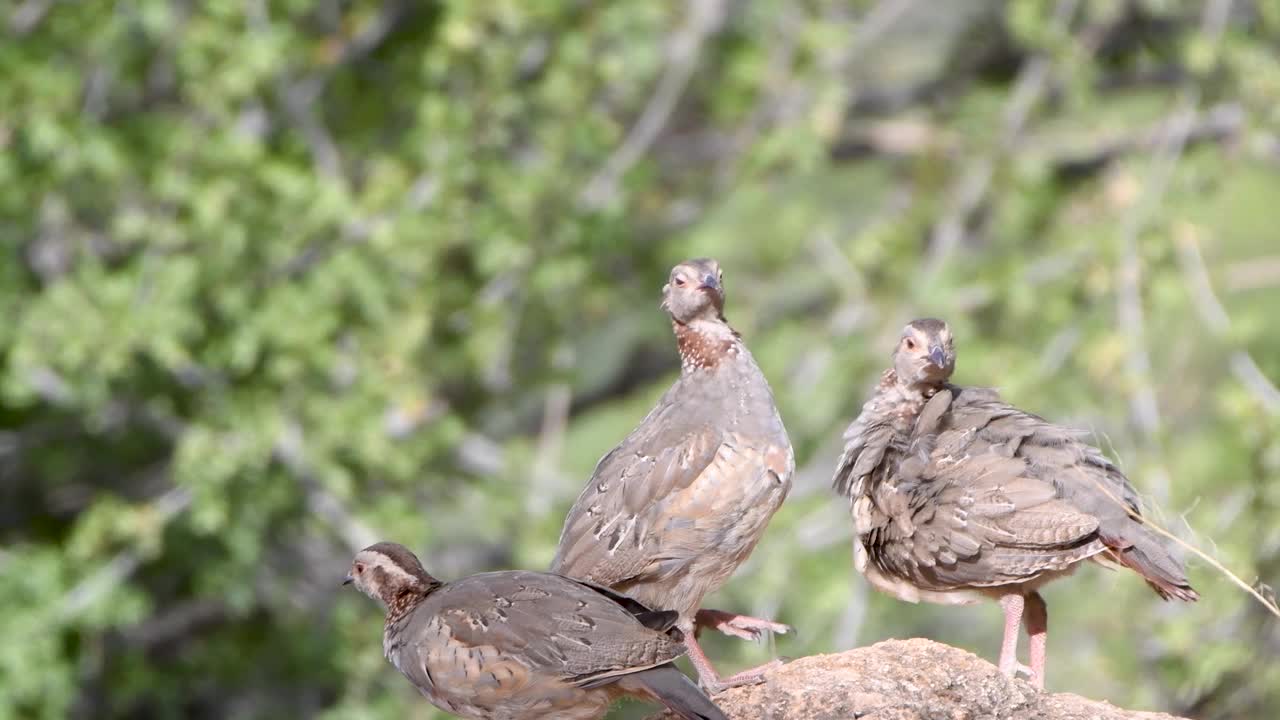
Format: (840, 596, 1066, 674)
(650, 638, 1187, 720)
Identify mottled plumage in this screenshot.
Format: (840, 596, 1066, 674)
(832, 319, 1196, 688)
(553, 258, 794, 692)
(346, 543, 725, 720)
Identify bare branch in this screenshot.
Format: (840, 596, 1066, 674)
(268, 172, 438, 284)
(528, 383, 572, 515)
(1113, 0, 1234, 439)
(725, 0, 919, 183)
(923, 0, 1081, 278)
(1173, 223, 1280, 414)
(274, 420, 378, 551)
(245, 0, 407, 180)
(1050, 103, 1243, 177)
(1223, 255, 1280, 292)
(579, 0, 728, 209)
(58, 485, 193, 621)
(246, 0, 342, 177)
(8, 0, 53, 35)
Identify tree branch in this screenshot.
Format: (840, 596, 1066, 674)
(579, 0, 727, 209)
(1173, 223, 1280, 415)
(923, 0, 1081, 279)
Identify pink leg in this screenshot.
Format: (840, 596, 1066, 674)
(695, 608, 790, 641)
(682, 620, 783, 694)
(997, 593, 1024, 678)
(1024, 592, 1048, 690)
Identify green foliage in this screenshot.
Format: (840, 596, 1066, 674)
(1, 1, 1278, 718)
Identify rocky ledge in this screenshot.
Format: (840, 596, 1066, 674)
(650, 638, 1186, 720)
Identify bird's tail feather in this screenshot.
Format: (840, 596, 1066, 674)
(1105, 525, 1199, 602)
(624, 663, 727, 720)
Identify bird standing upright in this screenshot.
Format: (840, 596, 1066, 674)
(553, 258, 794, 693)
(832, 319, 1197, 689)
(344, 542, 727, 720)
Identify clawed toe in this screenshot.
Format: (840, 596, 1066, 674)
(701, 659, 784, 694)
(696, 609, 791, 642)
(703, 675, 763, 694)
(717, 624, 761, 642)
(1001, 661, 1042, 688)
(723, 619, 788, 642)
(728, 617, 790, 637)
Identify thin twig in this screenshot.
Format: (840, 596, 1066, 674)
(246, 0, 342, 177)
(711, 0, 918, 190)
(847, 0, 917, 50)
(58, 485, 193, 621)
(1173, 223, 1280, 414)
(923, 0, 1080, 278)
(713, 5, 802, 189)
(249, 0, 408, 179)
(1223, 255, 1280, 292)
(274, 420, 378, 551)
(1113, 106, 1195, 437)
(579, 0, 727, 209)
(528, 383, 572, 515)
(322, 0, 408, 69)
(1050, 103, 1243, 176)
(8, 0, 53, 34)
(1114, 0, 1234, 439)
(268, 172, 437, 283)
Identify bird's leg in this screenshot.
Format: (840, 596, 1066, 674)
(681, 619, 783, 694)
(695, 608, 790, 642)
(1023, 591, 1048, 690)
(997, 593, 1025, 678)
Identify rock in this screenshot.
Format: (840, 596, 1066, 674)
(649, 638, 1187, 720)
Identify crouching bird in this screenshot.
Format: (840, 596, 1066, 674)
(553, 258, 794, 693)
(345, 542, 726, 720)
(832, 318, 1197, 689)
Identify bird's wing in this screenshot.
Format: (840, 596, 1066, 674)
(941, 386, 1196, 599)
(863, 388, 1105, 590)
(399, 571, 682, 693)
(832, 396, 898, 498)
(552, 388, 790, 589)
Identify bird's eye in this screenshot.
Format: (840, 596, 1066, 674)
(717, 269, 724, 281)
(355, 563, 365, 575)
(904, 338, 916, 350)
(674, 276, 687, 287)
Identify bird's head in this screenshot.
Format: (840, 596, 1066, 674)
(892, 318, 956, 390)
(661, 258, 725, 325)
(344, 542, 440, 606)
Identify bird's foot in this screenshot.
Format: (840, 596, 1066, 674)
(998, 659, 1033, 678)
(695, 608, 790, 642)
(1016, 663, 1046, 690)
(700, 659, 784, 694)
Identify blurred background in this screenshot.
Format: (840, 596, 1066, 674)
(2, 0, 1278, 718)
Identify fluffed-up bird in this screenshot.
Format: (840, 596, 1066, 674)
(553, 258, 794, 692)
(832, 318, 1197, 689)
(344, 542, 727, 720)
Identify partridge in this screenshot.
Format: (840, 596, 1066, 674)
(553, 258, 794, 693)
(344, 542, 727, 720)
(832, 318, 1197, 689)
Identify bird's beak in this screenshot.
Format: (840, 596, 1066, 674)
(342, 574, 354, 587)
(928, 346, 948, 368)
(699, 274, 719, 291)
